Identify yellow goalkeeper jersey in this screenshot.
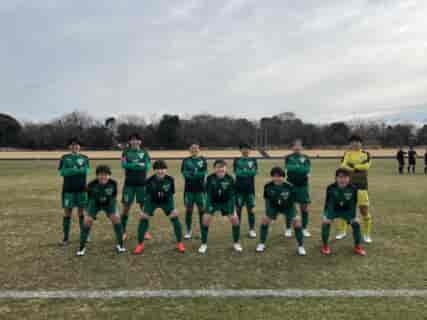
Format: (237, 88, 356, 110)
(340, 150, 371, 190)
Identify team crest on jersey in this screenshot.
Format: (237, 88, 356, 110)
(280, 191, 290, 200)
(198, 160, 204, 167)
(248, 161, 254, 168)
(105, 188, 113, 196)
(77, 158, 84, 166)
(221, 182, 229, 189)
(162, 184, 171, 192)
(299, 157, 306, 164)
(344, 192, 353, 200)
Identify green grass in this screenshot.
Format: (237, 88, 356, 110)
(0, 159, 426, 318)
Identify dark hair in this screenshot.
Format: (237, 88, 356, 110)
(153, 160, 168, 170)
(349, 135, 363, 143)
(293, 139, 303, 146)
(96, 165, 112, 175)
(335, 168, 351, 177)
(239, 143, 251, 150)
(67, 137, 81, 146)
(270, 166, 286, 177)
(128, 133, 142, 141)
(213, 159, 227, 167)
(190, 142, 200, 147)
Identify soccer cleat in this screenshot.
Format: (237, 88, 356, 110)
(76, 247, 86, 256)
(144, 232, 153, 240)
(256, 243, 266, 252)
(198, 244, 208, 254)
(248, 230, 257, 239)
(116, 245, 126, 254)
(233, 243, 243, 253)
(176, 242, 186, 253)
(59, 240, 69, 247)
(184, 231, 192, 240)
(122, 233, 129, 241)
(302, 229, 311, 237)
(297, 246, 307, 256)
(335, 232, 347, 240)
(132, 243, 145, 255)
(321, 245, 331, 255)
(284, 228, 293, 238)
(363, 235, 372, 244)
(354, 245, 366, 256)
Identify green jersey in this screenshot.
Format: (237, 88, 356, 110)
(285, 153, 311, 187)
(87, 178, 118, 208)
(121, 148, 151, 186)
(206, 173, 235, 205)
(324, 183, 358, 214)
(263, 181, 296, 211)
(181, 156, 207, 193)
(233, 157, 258, 194)
(145, 175, 175, 204)
(58, 153, 90, 193)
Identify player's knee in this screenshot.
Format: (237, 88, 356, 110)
(110, 214, 120, 224)
(322, 219, 331, 225)
(84, 216, 93, 226)
(169, 210, 179, 219)
(301, 204, 309, 212)
(202, 215, 211, 226)
(350, 219, 360, 227)
(230, 215, 240, 225)
(293, 218, 302, 228)
(261, 216, 271, 225)
(139, 212, 150, 220)
(359, 206, 369, 216)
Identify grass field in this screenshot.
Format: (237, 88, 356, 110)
(0, 159, 426, 318)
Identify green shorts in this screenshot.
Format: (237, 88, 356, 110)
(62, 192, 88, 209)
(87, 200, 118, 220)
(266, 204, 296, 221)
(235, 193, 256, 209)
(323, 210, 356, 223)
(206, 201, 235, 216)
(293, 185, 311, 204)
(184, 192, 206, 208)
(144, 199, 175, 216)
(122, 185, 145, 206)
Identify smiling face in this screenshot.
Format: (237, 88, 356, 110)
(155, 168, 167, 178)
(272, 174, 285, 184)
(215, 163, 227, 177)
(240, 147, 250, 157)
(190, 144, 200, 157)
(69, 143, 80, 154)
(129, 137, 142, 149)
(97, 172, 110, 185)
(336, 173, 350, 188)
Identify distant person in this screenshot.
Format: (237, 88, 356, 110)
(396, 148, 406, 174)
(58, 137, 90, 246)
(424, 149, 427, 175)
(408, 146, 417, 174)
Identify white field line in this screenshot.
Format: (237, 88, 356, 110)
(0, 289, 426, 299)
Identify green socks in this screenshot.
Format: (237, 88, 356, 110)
(78, 215, 84, 231)
(232, 225, 240, 243)
(198, 210, 204, 232)
(170, 217, 183, 242)
(63, 216, 71, 241)
(302, 211, 309, 229)
(79, 224, 91, 250)
(201, 225, 209, 244)
(137, 219, 149, 244)
(121, 214, 129, 232)
(248, 210, 256, 230)
(113, 223, 124, 247)
(294, 226, 304, 246)
(185, 209, 193, 232)
(321, 223, 331, 246)
(236, 209, 242, 224)
(260, 224, 269, 244)
(351, 221, 362, 246)
(286, 216, 292, 229)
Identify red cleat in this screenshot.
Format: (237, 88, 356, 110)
(321, 245, 331, 255)
(132, 243, 145, 255)
(144, 232, 153, 240)
(176, 242, 185, 253)
(354, 245, 366, 256)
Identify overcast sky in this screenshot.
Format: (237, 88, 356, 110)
(1, 0, 426, 123)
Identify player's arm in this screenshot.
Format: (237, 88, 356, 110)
(181, 159, 192, 179)
(76, 156, 90, 175)
(354, 152, 371, 171)
(171, 177, 176, 195)
(193, 158, 208, 178)
(58, 157, 80, 176)
(340, 152, 355, 171)
(246, 158, 258, 177)
(205, 176, 213, 207)
(121, 152, 145, 171)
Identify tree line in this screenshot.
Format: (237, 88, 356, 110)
(0, 111, 426, 149)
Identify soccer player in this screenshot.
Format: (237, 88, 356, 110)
(396, 148, 406, 175)
(133, 160, 185, 254)
(198, 160, 242, 254)
(321, 168, 366, 256)
(408, 146, 417, 174)
(58, 137, 89, 246)
(337, 135, 373, 243)
(120, 133, 152, 241)
(181, 143, 208, 240)
(77, 165, 125, 256)
(256, 167, 306, 256)
(285, 139, 311, 238)
(233, 143, 258, 238)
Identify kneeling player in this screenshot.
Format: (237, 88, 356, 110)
(133, 160, 185, 254)
(199, 160, 242, 254)
(77, 165, 125, 256)
(321, 168, 366, 256)
(256, 167, 306, 256)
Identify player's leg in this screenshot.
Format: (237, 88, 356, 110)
(292, 216, 306, 256)
(283, 212, 293, 238)
(76, 192, 88, 232)
(235, 194, 243, 226)
(196, 193, 206, 237)
(61, 192, 74, 245)
(77, 215, 93, 256)
(350, 218, 366, 256)
(198, 213, 212, 254)
(247, 194, 257, 238)
(108, 206, 126, 253)
(168, 209, 185, 252)
(229, 211, 242, 252)
(335, 218, 348, 240)
(136, 186, 152, 240)
(300, 203, 311, 237)
(184, 192, 194, 239)
(321, 218, 332, 255)
(256, 215, 272, 252)
(133, 211, 151, 255)
(120, 185, 134, 240)
(358, 190, 372, 243)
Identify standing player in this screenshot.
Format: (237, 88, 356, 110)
(321, 168, 366, 256)
(285, 139, 311, 238)
(336, 135, 373, 243)
(58, 137, 89, 246)
(396, 148, 406, 175)
(120, 133, 152, 241)
(133, 160, 185, 254)
(256, 167, 306, 255)
(181, 143, 208, 240)
(198, 160, 242, 254)
(77, 165, 126, 256)
(233, 143, 258, 238)
(408, 146, 417, 174)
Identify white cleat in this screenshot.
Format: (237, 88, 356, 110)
(76, 247, 86, 256)
(363, 235, 373, 244)
(248, 230, 257, 239)
(297, 246, 307, 256)
(335, 232, 347, 240)
(116, 245, 126, 253)
(284, 228, 293, 238)
(256, 243, 266, 252)
(233, 243, 243, 253)
(198, 244, 208, 254)
(303, 229, 311, 237)
(184, 231, 192, 240)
